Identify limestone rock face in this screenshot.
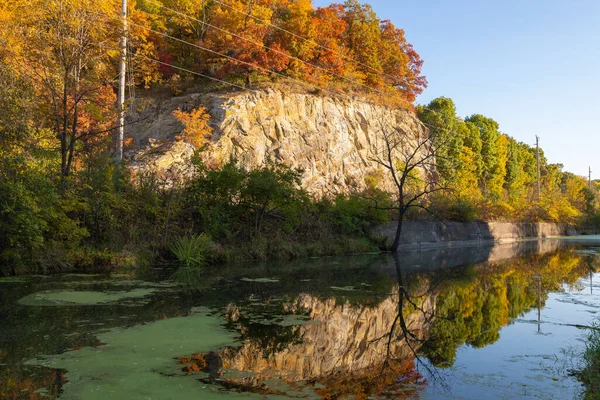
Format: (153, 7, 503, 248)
(128, 88, 427, 194)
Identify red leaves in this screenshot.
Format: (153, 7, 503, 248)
(147, 0, 426, 105)
(177, 353, 209, 374)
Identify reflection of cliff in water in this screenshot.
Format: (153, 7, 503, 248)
(185, 245, 599, 398)
(221, 285, 433, 380)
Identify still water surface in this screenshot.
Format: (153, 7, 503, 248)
(1, 239, 600, 399)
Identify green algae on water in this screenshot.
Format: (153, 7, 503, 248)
(240, 277, 280, 283)
(26, 308, 287, 400)
(0, 276, 32, 284)
(18, 288, 157, 306)
(330, 286, 358, 291)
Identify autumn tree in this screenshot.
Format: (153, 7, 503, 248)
(127, 0, 426, 104)
(172, 107, 213, 148)
(3, 0, 119, 185)
(309, 5, 351, 82)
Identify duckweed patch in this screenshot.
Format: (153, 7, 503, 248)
(18, 288, 157, 306)
(330, 286, 358, 291)
(0, 276, 32, 283)
(26, 308, 276, 400)
(240, 277, 280, 283)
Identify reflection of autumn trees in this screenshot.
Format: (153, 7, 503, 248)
(175, 248, 599, 398)
(420, 249, 598, 367)
(0, 367, 64, 400)
(314, 357, 425, 400)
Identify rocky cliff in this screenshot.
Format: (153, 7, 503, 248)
(127, 88, 427, 194)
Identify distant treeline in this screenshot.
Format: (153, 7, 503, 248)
(419, 97, 599, 224)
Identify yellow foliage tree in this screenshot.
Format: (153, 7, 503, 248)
(172, 107, 213, 149)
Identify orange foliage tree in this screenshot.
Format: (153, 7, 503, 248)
(137, 0, 426, 105)
(2, 0, 119, 184)
(172, 107, 213, 149)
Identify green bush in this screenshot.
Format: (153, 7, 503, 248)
(170, 234, 214, 285)
(324, 193, 390, 235)
(431, 198, 478, 223)
(0, 155, 88, 275)
(185, 159, 307, 239)
(170, 234, 213, 269)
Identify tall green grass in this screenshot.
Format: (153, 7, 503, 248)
(170, 235, 212, 285)
(580, 324, 600, 399)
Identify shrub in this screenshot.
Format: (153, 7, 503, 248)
(324, 193, 390, 235)
(185, 159, 307, 239)
(172, 107, 213, 149)
(0, 155, 88, 275)
(579, 323, 600, 399)
(430, 196, 478, 222)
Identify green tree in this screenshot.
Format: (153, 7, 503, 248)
(417, 97, 464, 187)
(465, 114, 503, 199)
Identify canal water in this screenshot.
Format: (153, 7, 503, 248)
(1, 239, 599, 399)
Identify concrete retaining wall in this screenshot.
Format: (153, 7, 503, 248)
(374, 221, 579, 251)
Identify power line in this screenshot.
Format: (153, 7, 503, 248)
(127, 49, 454, 137)
(119, 7, 494, 149)
(143, 0, 407, 87)
(108, 0, 540, 153)
(128, 21, 342, 98)
(126, 4, 453, 119)
(127, 50, 509, 172)
(126, 43, 458, 139)
(131, 2, 393, 98)
(131, 52, 248, 90)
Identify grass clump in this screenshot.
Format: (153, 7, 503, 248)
(580, 324, 600, 399)
(170, 234, 213, 285)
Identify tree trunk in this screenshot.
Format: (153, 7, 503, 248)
(390, 209, 404, 252)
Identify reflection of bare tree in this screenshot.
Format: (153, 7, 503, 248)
(179, 276, 437, 397)
(177, 248, 598, 397)
(373, 252, 450, 393)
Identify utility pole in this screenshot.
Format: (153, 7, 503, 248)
(536, 135, 541, 202)
(116, 0, 128, 162)
(590, 166, 593, 191)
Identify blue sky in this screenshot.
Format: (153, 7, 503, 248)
(313, 0, 600, 178)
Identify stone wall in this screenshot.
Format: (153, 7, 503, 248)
(374, 221, 579, 250)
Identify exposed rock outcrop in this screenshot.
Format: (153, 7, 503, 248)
(127, 88, 427, 194)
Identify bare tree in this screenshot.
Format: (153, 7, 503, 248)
(368, 115, 448, 252)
